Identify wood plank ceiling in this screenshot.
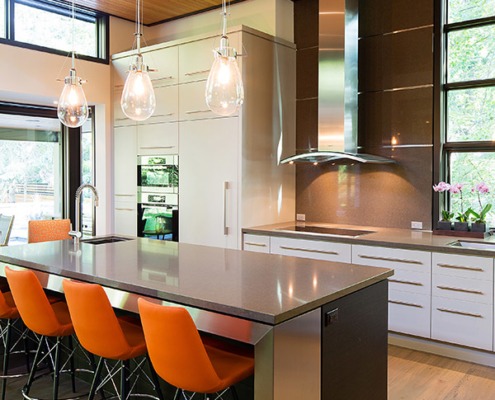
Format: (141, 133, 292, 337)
(73, 0, 245, 26)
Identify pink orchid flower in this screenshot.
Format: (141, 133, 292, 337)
(449, 183, 463, 194)
(433, 182, 450, 192)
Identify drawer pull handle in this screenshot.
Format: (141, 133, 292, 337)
(437, 263, 484, 272)
(185, 109, 211, 115)
(115, 194, 134, 197)
(115, 208, 134, 211)
(244, 242, 267, 247)
(280, 246, 339, 256)
(389, 279, 423, 286)
(358, 254, 423, 265)
(437, 308, 483, 318)
(185, 69, 210, 76)
(436, 285, 484, 295)
(388, 300, 423, 308)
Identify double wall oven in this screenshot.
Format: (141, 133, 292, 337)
(137, 155, 178, 241)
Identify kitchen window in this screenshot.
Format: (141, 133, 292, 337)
(0, 1, 5, 39)
(0, 0, 108, 63)
(438, 0, 495, 226)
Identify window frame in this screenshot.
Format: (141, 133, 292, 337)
(0, 0, 109, 64)
(433, 0, 495, 225)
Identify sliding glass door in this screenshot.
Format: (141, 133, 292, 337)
(0, 112, 63, 244)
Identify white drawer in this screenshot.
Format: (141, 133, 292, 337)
(353, 245, 431, 273)
(432, 252, 493, 281)
(389, 269, 430, 295)
(243, 234, 270, 253)
(389, 289, 430, 338)
(270, 237, 351, 263)
(433, 273, 493, 305)
(431, 296, 493, 351)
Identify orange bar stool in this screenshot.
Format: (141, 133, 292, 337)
(138, 298, 254, 400)
(0, 289, 33, 400)
(5, 267, 80, 400)
(28, 219, 71, 244)
(62, 280, 164, 400)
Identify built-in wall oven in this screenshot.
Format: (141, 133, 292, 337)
(137, 155, 178, 242)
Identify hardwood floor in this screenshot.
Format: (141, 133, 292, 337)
(4, 345, 495, 399)
(389, 345, 495, 400)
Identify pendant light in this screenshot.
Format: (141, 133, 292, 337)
(121, 0, 156, 121)
(57, 0, 88, 128)
(205, 0, 244, 117)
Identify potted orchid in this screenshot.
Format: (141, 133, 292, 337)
(468, 182, 492, 232)
(448, 183, 471, 231)
(433, 182, 454, 230)
(433, 181, 472, 231)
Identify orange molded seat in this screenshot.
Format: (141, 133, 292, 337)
(62, 280, 163, 400)
(0, 290, 22, 400)
(27, 219, 71, 244)
(138, 298, 254, 396)
(5, 267, 76, 400)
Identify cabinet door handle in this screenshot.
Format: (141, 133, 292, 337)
(185, 109, 211, 115)
(245, 242, 267, 247)
(358, 254, 423, 265)
(223, 181, 229, 236)
(280, 246, 339, 256)
(437, 308, 483, 318)
(115, 194, 134, 197)
(436, 263, 485, 272)
(388, 279, 423, 287)
(436, 285, 484, 295)
(115, 208, 134, 211)
(185, 69, 210, 76)
(139, 146, 175, 150)
(388, 300, 423, 308)
(153, 112, 175, 117)
(153, 76, 175, 81)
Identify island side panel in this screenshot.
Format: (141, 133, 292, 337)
(321, 280, 389, 400)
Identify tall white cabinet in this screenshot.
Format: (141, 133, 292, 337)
(112, 26, 296, 249)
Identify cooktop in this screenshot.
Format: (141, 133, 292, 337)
(277, 226, 375, 237)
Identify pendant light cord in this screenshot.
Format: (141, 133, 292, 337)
(136, 0, 141, 53)
(71, 0, 75, 69)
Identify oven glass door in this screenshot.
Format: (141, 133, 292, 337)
(138, 155, 178, 190)
(138, 204, 178, 241)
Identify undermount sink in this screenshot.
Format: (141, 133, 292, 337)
(82, 236, 133, 245)
(448, 240, 495, 251)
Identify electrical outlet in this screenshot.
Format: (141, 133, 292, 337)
(296, 214, 306, 221)
(411, 221, 423, 230)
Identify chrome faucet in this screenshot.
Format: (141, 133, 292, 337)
(69, 184, 99, 245)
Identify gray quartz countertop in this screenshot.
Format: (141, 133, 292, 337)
(0, 238, 392, 325)
(243, 222, 495, 256)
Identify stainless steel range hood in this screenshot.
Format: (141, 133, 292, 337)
(281, 0, 394, 165)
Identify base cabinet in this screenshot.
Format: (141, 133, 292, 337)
(321, 280, 388, 400)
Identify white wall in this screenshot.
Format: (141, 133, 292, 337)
(144, 0, 293, 45)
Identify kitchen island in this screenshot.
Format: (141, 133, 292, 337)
(0, 237, 392, 400)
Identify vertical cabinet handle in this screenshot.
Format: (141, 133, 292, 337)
(223, 181, 229, 235)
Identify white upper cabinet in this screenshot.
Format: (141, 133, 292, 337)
(178, 81, 217, 121)
(178, 33, 240, 84)
(137, 123, 178, 155)
(143, 46, 179, 87)
(150, 85, 179, 123)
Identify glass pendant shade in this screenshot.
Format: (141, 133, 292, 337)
(57, 68, 89, 128)
(121, 56, 156, 121)
(206, 47, 244, 117)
